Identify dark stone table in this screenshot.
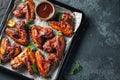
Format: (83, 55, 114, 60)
(0, 0, 120, 80)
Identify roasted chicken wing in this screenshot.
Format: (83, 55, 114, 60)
(47, 53, 58, 66)
(31, 26, 54, 48)
(10, 47, 29, 69)
(13, 4, 27, 18)
(0, 38, 21, 62)
(13, 0, 35, 22)
(49, 13, 74, 37)
(24, 49, 36, 75)
(43, 35, 65, 59)
(35, 50, 58, 77)
(61, 12, 73, 23)
(10, 47, 36, 75)
(26, 0, 35, 22)
(6, 21, 29, 46)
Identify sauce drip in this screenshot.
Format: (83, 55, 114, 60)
(37, 2, 53, 18)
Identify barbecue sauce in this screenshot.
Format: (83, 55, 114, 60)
(36, 2, 53, 19)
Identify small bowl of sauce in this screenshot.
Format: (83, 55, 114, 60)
(36, 1, 55, 20)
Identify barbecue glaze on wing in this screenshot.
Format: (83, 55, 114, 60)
(10, 47, 36, 75)
(43, 35, 65, 59)
(49, 13, 74, 37)
(0, 38, 21, 62)
(6, 21, 29, 46)
(13, 0, 35, 22)
(31, 26, 54, 48)
(35, 50, 58, 77)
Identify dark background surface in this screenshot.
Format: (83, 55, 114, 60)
(0, 0, 120, 80)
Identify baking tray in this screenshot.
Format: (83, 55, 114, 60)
(0, 0, 85, 80)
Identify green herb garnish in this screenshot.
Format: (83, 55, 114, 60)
(26, 23, 34, 28)
(21, 0, 26, 3)
(31, 64, 38, 73)
(26, 21, 34, 28)
(54, 12, 63, 21)
(57, 12, 63, 21)
(28, 43, 36, 50)
(70, 63, 82, 75)
(0, 59, 2, 64)
(56, 31, 63, 36)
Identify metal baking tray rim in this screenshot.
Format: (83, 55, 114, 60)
(0, 0, 85, 80)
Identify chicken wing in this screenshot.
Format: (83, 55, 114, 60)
(24, 50, 35, 75)
(13, 0, 35, 22)
(61, 12, 73, 23)
(26, 0, 35, 22)
(6, 21, 29, 46)
(43, 35, 65, 59)
(10, 47, 36, 75)
(13, 4, 27, 18)
(31, 26, 54, 48)
(47, 53, 58, 66)
(49, 13, 74, 37)
(35, 50, 58, 77)
(10, 47, 29, 69)
(0, 38, 21, 62)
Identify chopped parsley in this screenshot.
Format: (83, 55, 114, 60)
(57, 12, 63, 21)
(31, 64, 38, 73)
(0, 59, 2, 64)
(70, 63, 82, 75)
(28, 43, 36, 51)
(56, 31, 63, 36)
(21, 0, 26, 3)
(26, 21, 34, 28)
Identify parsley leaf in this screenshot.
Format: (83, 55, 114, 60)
(53, 12, 63, 21)
(57, 12, 63, 21)
(0, 59, 2, 64)
(26, 21, 34, 28)
(31, 64, 38, 73)
(28, 43, 36, 51)
(70, 63, 82, 75)
(56, 31, 63, 36)
(21, 0, 26, 3)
